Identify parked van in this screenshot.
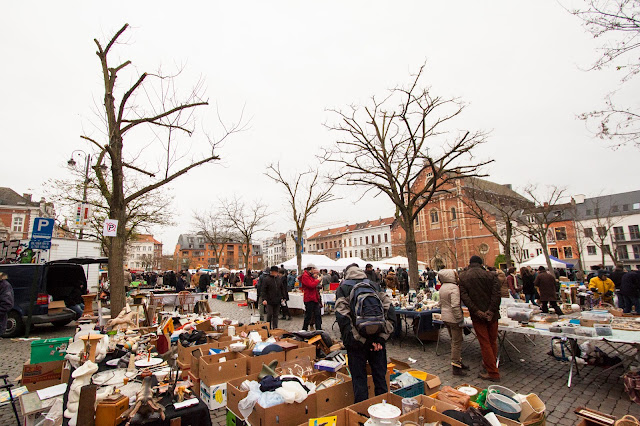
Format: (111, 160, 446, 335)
(0, 257, 106, 337)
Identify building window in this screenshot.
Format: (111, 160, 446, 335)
(633, 245, 640, 259)
(634, 203, 640, 210)
(630, 225, 640, 240)
(365, 236, 369, 245)
(378, 248, 382, 258)
(550, 248, 559, 258)
(385, 247, 390, 257)
(603, 245, 611, 255)
(586, 209, 592, 216)
(614, 226, 625, 241)
(623, 204, 629, 212)
(584, 228, 593, 238)
(597, 227, 607, 238)
(430, 209, 439, 224)
(384, 234, 388, 243)
(12, 216, 24, 232)
(563, 247, 573, 259)
(360, 249, 364, 258)
(522, 249, 530, 259)
(378, 235, 381, 243)
(536, 248, 543, 256)
(349, 251, 353, 258)
(612, 205, 619, 212)
(618, 245, 629, 260)
(587, 245, 597, 255)
(359, 237, 363, 245)
(451, 207, 457, 220)
(366, 249, 370, 258)
(555, 227, 567, 241)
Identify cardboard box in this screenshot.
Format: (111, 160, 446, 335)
(245, 322, 270, 332)
(404, 369, 441, 394)
(199, 352, 248, 386)
(200, 381, 227, 410)
(398, 406, 467, 426)
(306, 371, 354, 415)
(177, 341, 221, 366)
(227, 373, 259, 417)
(346, 393, 410, 424)
(189, 345, 227, 379)
(280, 338, 316, 362)
(227, 409, 248, 426)
(199, 352, 248, 410)
(20, 360, 70, 391)
(226, 373, 317, 425)
(187, 371, 200, 398)
(297, 408, 352, 426)
(195, 320, 213, 332)
(47, 301, 66, 315)
(268, 328, 288, 338)
(242, 350, 287, 375)
(248, 392, 317, 426)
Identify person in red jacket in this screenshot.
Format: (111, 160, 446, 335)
(300, 263, 322, 331)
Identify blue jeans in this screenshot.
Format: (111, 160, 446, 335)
(621, 295, 640, 314)
(525, 294, 538, 305)
(69, 303, 84, 319)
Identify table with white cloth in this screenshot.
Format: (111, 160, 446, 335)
(432, 317, 640, 387)
(246, 290, 335, 312)
(148, 292, 208, 307)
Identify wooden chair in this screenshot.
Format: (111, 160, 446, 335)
(178, 291, 197, 314)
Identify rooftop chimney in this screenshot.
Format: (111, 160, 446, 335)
(23, 193, 32, 202)
(572, 194, 585, 204)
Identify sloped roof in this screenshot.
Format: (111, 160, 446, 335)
(135, 234, 162, 245)
(575, 190, 640, 220)
(307, 217, 394, 240)
(0, 187, 40, 207)
(463, 178, 528, 201)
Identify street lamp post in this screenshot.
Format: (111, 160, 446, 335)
(67, 150, 91, 240)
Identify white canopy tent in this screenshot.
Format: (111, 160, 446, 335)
(379, 256, 428, 268)
(520, 254, 567, 269)
(334, 257, 368, 269)
(282, 254, 338, 272)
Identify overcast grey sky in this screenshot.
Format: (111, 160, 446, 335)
(2, 1, 639, 254)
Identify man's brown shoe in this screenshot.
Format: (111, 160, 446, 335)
(478, 372, 500, 382)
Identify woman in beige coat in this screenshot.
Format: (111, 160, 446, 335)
(438, 269, 468, 376)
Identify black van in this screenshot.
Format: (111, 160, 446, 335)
(0, 257, 106, 337)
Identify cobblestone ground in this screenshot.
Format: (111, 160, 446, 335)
(1, 298, 638, 425)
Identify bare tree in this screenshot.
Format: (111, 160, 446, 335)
(460, 179, 532, 268)
(515, 185, 569, 272)
(265, 162, 337, 273)
(574, 196, 623, 266)
(192, 209, 233, 274)
(220, 197, 270, 270)
(570, 0, 640, 147)
(323, 64, 490, 289)
(82, 24, 243, 314)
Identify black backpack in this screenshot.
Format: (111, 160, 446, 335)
(349, 280, 386, 337)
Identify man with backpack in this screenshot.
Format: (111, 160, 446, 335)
(335, 263, 396, 402)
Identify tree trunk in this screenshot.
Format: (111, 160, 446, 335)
(504, 221, 513, 268)
(244, 238, 250, 271)
(541, 233, 554, 272)
(108, 207, 127, 316)
(404, 222, 420, 290)
(296, 228, 303, 275)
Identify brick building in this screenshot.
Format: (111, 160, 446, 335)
(0, 187, 54, 241)
(306, 217, 395, 261)
(391, 173, 527, 269)
(174, 233, 260, 271)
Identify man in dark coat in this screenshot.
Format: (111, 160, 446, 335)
(278, 268, 292, 320)
(198, 271, 211, 293)
(459, 256, 501, 382)
(0, 273, 14, 336)
(261, 266, 283, 329)
(534, 266, 563, 315)
(620, 270, 640, 314)
(610, 264, 626, 308)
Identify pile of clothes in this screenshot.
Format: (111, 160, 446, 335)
(237, 374, 316, 419)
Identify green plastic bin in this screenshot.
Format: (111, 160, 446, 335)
(30, 337, 71, 364)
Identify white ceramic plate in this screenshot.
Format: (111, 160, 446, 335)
(92, 369, 136, 386)
(105, 359, 119, 367)
(135, 357, 163, 367)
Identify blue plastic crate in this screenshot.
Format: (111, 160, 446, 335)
(390, 372, 425, 398)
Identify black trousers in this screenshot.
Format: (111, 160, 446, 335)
(280, 301, 290, 318)
(348, 343, 388, 403)
(541, 300, 564, 315)
(266, 304, 280, 329)
(303, 301, 322, 330)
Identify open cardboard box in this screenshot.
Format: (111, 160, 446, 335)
(346, 392, 412, 424)
(418, 395, 524, 426)
(227, 372, 317, 425)
(278, 338, 316, 361)
(47, 301, 66, 315)
(177, 341, 222, 366)
(241, 349, 287, 375)
(306, 371, 354, 415)
(199, 352, 248, 410)
(20, 360, 70, 391)
(296, 407, 354, 426)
